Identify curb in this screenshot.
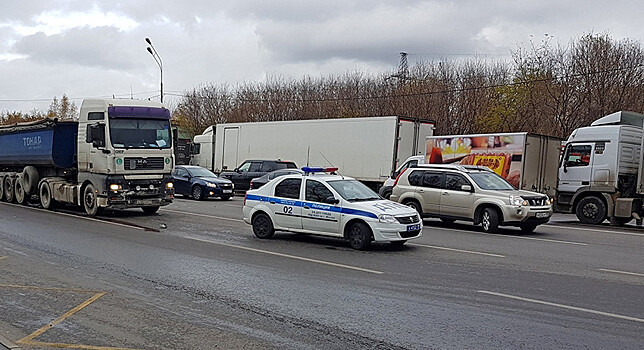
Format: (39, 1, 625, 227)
(0, 335, 20, 350)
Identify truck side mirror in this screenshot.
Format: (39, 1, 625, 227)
(86, 124, 105, 148)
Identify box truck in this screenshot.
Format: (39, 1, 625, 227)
(0, 99, 175, 216)
(556, 111, 644, 225)
(192, 116, 435, 189)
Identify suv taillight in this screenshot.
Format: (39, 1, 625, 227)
(393, 169, 407, 187)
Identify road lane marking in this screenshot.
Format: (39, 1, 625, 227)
(547, 224, 644, 237)
(0, 256, 6, 261)
(188, 237, 383, 274)
(409, 243, 505, 258)
(18, 292, 107, 343)
(160, 208, 244, 222)
(0, 202, 145, 231)
(478, 290, 644, 323)
(425, 225, 588, 245)
(599, 268, 644, 278)
(0, 283, 102, 293)
(26, 340, 137, 350)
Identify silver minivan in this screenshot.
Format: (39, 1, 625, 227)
(390, 164, 553, 233)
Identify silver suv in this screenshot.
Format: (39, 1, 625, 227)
(390, 164, 553, 233)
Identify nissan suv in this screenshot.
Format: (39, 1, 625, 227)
(390, 164, 553, 233)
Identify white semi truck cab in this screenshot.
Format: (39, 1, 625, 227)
(555, 111, 644, 225)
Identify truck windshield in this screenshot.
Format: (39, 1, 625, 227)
(327, 179, 381, 202)
(109, 119, 172, 149)
(469, 172, 515, 190)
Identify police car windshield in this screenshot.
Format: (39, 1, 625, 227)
(469, 172, 515, 190)
(327, 180, 380, 202)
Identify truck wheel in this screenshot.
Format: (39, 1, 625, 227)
(39, 182, 55, 209)
(575, 196, 606, 225)
(142, 206, 160, 214)
(4, 175, 15, 203)
(348, 222, 372, 250)
(481, 208, 499, 233)
(14, 177, 27, 205)
(191, 185, 203, 200)
(83, 184, 100, 216)
(0, 176, 4, 201)
(252, 212, 275, 239)
(22, 166, 39, 195)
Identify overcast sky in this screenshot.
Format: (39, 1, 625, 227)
(1, 1, 643, 113)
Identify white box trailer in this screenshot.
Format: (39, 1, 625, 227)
(192, 116, 435, 187)
(424, 132, 563, 196)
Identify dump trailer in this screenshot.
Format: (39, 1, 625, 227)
(423, 132, 562, 196)
(556, 111, 644, 225)
(0, 99, 175, 215)
(192, 116, 435, 189)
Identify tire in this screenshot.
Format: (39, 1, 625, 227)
(39, 181, 55, 209)
(142, 206, 160, 214)
(0, 176, 4, 201)
(22, 166, 39, 195)
(382, 189, 392, 200)
(83, 184, 100, 216)
(191, 185, 203, 200)
(252, 212, 275, 239)
(348, 222, 372, 250)
(14, 177, 27, 205)
(481, 207, 499, 233)
(575, 196, 606, 225)
(4, 175, 15, 203)
(520, 224, 537, 233)
(403, 200, 422, 214)
(220, 196, 231, 201)
(440, 218, 456, 224)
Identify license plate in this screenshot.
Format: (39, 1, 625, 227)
(223, 190, 233, 194)
(407, 224, 421, 231)
(536, 212, 550, 218)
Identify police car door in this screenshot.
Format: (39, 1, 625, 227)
(302, 179, 341, 235)
(270, 178, 303, 230)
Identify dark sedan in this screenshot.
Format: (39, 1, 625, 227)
(249, 169, 304, 189)
(172, 165, 234, 200)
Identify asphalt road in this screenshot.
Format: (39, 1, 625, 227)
(1, 197, 643, 350)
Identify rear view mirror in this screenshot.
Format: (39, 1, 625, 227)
(461, 184, 472, 192)
(324, 196, 340, 205)
(86, 123, 105, 148)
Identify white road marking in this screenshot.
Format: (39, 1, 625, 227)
(599, 268, 644, 278)
(425, 225, 587, 245)
(479, 290, 644, 323)
(0, 202, 144, 230)
(547, 224, 644, 237)
(409, 243, 505, 258)
(188, 237, 383, 274)
(160, 208, 244, 222)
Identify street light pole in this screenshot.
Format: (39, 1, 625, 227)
(145, 37, 163, 103)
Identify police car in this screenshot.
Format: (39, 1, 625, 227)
(242, 167, 423, 250)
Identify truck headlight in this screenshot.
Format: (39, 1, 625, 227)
(109, 184, 122, 191)
(509, 195, 528, 206)
(206, 182, 217, 188)
(166, 182, 174, 189)
(378, 214, 397, 224)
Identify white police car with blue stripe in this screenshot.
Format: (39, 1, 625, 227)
(242, 167, 422, 250)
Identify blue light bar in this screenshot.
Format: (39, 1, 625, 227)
(302, 167, 339, 173)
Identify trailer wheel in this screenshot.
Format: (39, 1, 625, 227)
(39, 181, 55, 209)
(22, 166, 39, 195)
(83, 184, 100, 216)
(14, 177, 27, 205)
(0, 176, 4, 201)
(4, 175, 15, 203)
(575, 196, 606, 225)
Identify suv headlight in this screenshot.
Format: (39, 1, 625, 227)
(206, 182, 218, 188)
(378, 214, 397, 224)
(545, 197, 553, 206)
(509, 195, 528, 206)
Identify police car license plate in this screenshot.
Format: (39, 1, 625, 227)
(407, 224, 421, 231)
(536, 212, 549, 218)
(223, 190, 232, 194)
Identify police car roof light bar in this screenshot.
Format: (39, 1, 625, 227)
(302, 166, 339, 174)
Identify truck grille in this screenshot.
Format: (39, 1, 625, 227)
(396, 214, 420, 224)
(124, 157, 165, 170)
(521, 195, 548, 206)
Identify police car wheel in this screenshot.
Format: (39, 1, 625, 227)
(348, 222, 372, 250)
(252, 212, 275, 239)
